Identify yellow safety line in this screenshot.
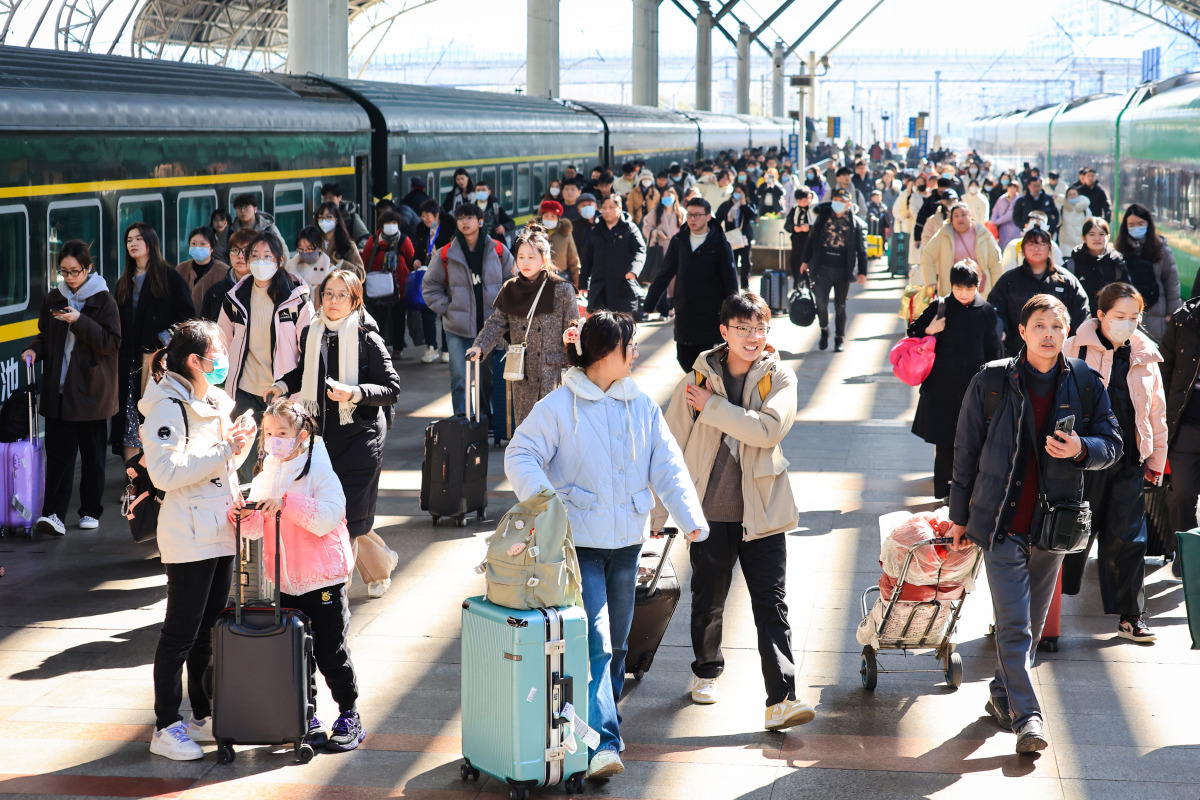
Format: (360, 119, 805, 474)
(613, 146, 689, 156)
(0, 167, 355, 200)
(406, 153, 594, 171)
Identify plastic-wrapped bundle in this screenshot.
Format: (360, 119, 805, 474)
(879, 507, 976, 592)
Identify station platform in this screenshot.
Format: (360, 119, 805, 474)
(0, 263, 1196, 800)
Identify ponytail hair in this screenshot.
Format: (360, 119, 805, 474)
(150, 319, 223, 384)
(565, 310, 635, 369)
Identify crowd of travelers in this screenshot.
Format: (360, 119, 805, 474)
(18, 140, 1198, 776)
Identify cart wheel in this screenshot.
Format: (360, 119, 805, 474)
(216, 743, 235, 764)
(456, 516, 468, 528)
(565, 774, 584, 793)
(860, 646, 878, 691)
(296, 743, 315, 763)
(945, 652, 963, 688)
(1037, 636, 1059, 653)
(431, 515, 440, 526)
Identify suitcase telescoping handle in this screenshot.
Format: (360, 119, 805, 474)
(466, 357, 482, 424)
(22, 356, 39, 443)
(646, 527, 679, 595)
(233, 502, 284, 626)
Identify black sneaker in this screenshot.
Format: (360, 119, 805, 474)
(1118, 616, 1156, 643)
(307, 716, 328, 747)
(834, 337, 845, 352)
(984, 696, 1011, 730)
(326, 710, 364, 751)
(819, 329, 829, 350)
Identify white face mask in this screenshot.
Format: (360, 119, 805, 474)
(382, 223, 399, 236)
(968, 186, 980, 195)
(542, 217, 558, 230)
(641, 180, 652, 188)
(550, 187, 561, 197)
(318, 218, 336, 234)
(249, 259, 277, 281)
(1104, 317, 1138, 345)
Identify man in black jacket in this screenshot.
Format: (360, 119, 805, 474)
(987, 230, 1089, 355)
(1160, 297, 1200, 553)
(581, 194, 647, 317)
(412, 200, 456, 270)
(644, 198, 739, 370)
(949, 294, 1121, 755)
(1013, 177, 1060, 235)
(1070, 167, 1112, 221)
(799, 187, 868, 352)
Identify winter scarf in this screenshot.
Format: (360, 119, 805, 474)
(59, 272, 109, 388)
(493, 271, 560, 318)
(299, 309, 360, 425)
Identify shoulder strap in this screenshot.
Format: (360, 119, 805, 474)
(170, 398, 189, 444)
(1067, 357, 1098, 420)
(440, 243, 452, 280)
(494, 240, 505, 259)
(981, 365, 1007, 425)
(757, 374, 771, 402)
(935, 297, 946, 320)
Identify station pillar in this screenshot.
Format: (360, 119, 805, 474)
(771, 39, 784, 117)
(632, 0, 661, 107)
(736, 22, 750, 114)
(696, 1, 712, 111)
(527, 0, 559, 98)
(287, 0, 348, 78)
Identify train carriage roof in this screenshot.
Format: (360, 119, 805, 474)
(0, 46, 368, 133)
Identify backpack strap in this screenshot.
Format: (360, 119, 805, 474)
(757, 374, 771, 402)
(440, 243, 452, 281)
(980, 364, 1008, 426)
(1066, 356, 1098, 422)
(170, 398, 189, 444)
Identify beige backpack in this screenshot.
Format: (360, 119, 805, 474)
(477, 488, 583, 610)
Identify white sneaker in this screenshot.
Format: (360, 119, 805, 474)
(367, 578, 392, 598)
(387, 547, 400, 573)
(765, 698, 816, 730)
(186, 715, 215, 744)
(585, 749, 624, 780)
(36, 514, 65, 536)
(150, 721, 204, 760)
(440, 351, 450, 363)
(421, 346, 439, 364)
(78, 516, 99, 530)
(688, 675, 719, 704)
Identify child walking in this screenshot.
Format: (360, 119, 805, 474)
(231, 399, 365, 752)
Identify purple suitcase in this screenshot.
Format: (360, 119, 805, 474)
(1, 362, 44, 536)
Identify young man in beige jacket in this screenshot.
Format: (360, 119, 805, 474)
(652, 292, 815, 731)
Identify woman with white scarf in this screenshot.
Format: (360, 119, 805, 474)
(23, 240, 121, 536)
(715, 181, 758, 290)
(267, 269, 401, 597)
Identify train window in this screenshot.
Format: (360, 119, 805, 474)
(48, 200, 102, 288)
(481, 167, 497, 198)
(176, 190, 217, 264)
(312, 182, 324, 216)
(426, 172, 435, 200)
(117, 195, 165, 251)
(273, 183, 306, 249)
(501, 165, 515, 214)
(438, 171, 456, 205)
(533, 164, 545, 205)
(0, 206, 29, 315)
(548, 163, 559, 182)
(517, 164, 530, 213)
(227, 186, 264, 217)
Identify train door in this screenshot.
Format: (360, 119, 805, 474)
(354, 155, 370, 228)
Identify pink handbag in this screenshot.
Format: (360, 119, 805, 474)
(890, 298, 945, 386)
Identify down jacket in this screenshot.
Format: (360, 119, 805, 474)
(138, 371, 248, 564)
(505, 368, 707, 549)
(422, 235, 514, 339)
(652, 344, 798, 541)
(216, 273, 314, 397)
(581, 212, 647, 316)
(1065, 319, 1168, 473)
(235, 439, 353, 596)
(921, 220, 1003, 296)
(987, 262, 1089, 356)
(949, 351, 1123, 550)
(1159, 297, 1200, 442)
(643, 220, 738, 347)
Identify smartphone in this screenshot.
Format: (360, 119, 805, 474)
(1054, 415, 1076, 438)
(325, 376, 337, 388)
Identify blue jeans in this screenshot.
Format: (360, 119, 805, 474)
(577, 543, 642, 755)
(445, 331, 493, 418)
(420, 307, 439, 349)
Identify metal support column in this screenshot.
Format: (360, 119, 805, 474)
(736, 21, 750, 114)
(933, 69, 941, 140)
(696, 1, 712, 110)
(771, 39, 785, 117)
(287, 0, 348, 78)
(632, 0, 660, 107)
(807, 50, 817, 123)
(527, 0, 559, 98)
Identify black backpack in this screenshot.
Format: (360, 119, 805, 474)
(980, 357, 1098, 427)
(121, 399, 188, 544)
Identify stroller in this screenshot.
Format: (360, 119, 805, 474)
(856, 509, 983, 691)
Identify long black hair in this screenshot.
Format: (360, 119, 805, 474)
(117, 223, 171, 305)
(245, 233, 300, 305)
(1115, 203, 1163, 264)
(565, 310, 636, 370)
(316, 201, 356, 261)
(150, 319, 223, 383)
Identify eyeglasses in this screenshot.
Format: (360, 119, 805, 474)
(686, 212, 708, 219)
(730, 324, 770, 337)
(57, 268, 86, 278)
(324, 291, 352, 303)
(230, 247, 249, 257)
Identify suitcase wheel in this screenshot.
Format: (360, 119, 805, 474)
(216, 742, 235, 764)
(460, 762, 481, 782)
(296, 742, 315, 763)
(565, 774, 585, 794)
(508, 788, 531, 800)
(1036, 636, 1059, 653)
(455, 516, 468, 528)
(431, 515, 440, 526)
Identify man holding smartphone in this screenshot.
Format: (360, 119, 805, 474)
(947, 294, 1122, 755)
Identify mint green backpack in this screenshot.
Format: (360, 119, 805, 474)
(478, 488, 583, 610)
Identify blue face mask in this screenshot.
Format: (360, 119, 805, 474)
(733, 192, 743, 201)
(200, 353, 228, 385)
(1000, 178, 1010, 186)
(661, 195, 675, 207)
(831, 201, 847, 215)
(189, 245, 211, 262)
(1128, 224, 1148, 240)
(579, 205, 597, 220)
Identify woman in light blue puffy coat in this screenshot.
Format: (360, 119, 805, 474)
(505, 310, 707, 782)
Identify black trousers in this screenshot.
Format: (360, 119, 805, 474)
(734, 248, 753, 290)
(812, 266, 851, 338)
(43, 416, 107, 520)
(933, 444, 954, 500)
(1062, 457, 1147, 616)
(690, 521, 796, 706)
(1168, 421, 1200, 537)
(676, 342, 709, 373)
(153, 556, 234, 730)
(232, 389, 267, 484)
(283, 583, 359, 715)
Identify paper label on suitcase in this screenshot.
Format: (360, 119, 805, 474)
(12, 495, 29, 521)
(560, 702, 600, 750)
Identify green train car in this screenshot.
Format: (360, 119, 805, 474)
(970, 74, 1200, 295)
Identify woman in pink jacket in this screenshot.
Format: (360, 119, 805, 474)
(990, 181, 1022, 251)
(232, 399, 363, 751)
(1062, 282, 1167, 643)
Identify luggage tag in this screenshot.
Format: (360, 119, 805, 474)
(559, 702, 600, 750)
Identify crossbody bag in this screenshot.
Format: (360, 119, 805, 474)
(503, 276, 550, 382)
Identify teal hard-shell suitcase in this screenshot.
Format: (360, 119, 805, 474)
(460, 597, 589, 797)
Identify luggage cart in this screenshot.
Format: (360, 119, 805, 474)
(858, 536, 982, 691)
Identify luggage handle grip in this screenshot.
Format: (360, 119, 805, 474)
(23, 358, 38, 444)
(234, 505, 284, 626)
(466, 357, 482, 424)
(645, 527, 678, 595)
(552, 672, 573, 724)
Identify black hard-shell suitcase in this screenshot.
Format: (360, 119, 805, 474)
(888, 232, 910, 276)
(421, 358, 489, 527)
(759, 270, 789, 315)
(626, 529, 681, 680)
(212, 507, 315, 764)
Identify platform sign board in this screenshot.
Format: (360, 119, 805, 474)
(916, 129, 929, 159)
(909, 117, 917, 137)
(788, 133, 800, 161)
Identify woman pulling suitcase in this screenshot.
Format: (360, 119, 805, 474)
(142, 320, 255, 761)
(504, 310, 707, 781)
